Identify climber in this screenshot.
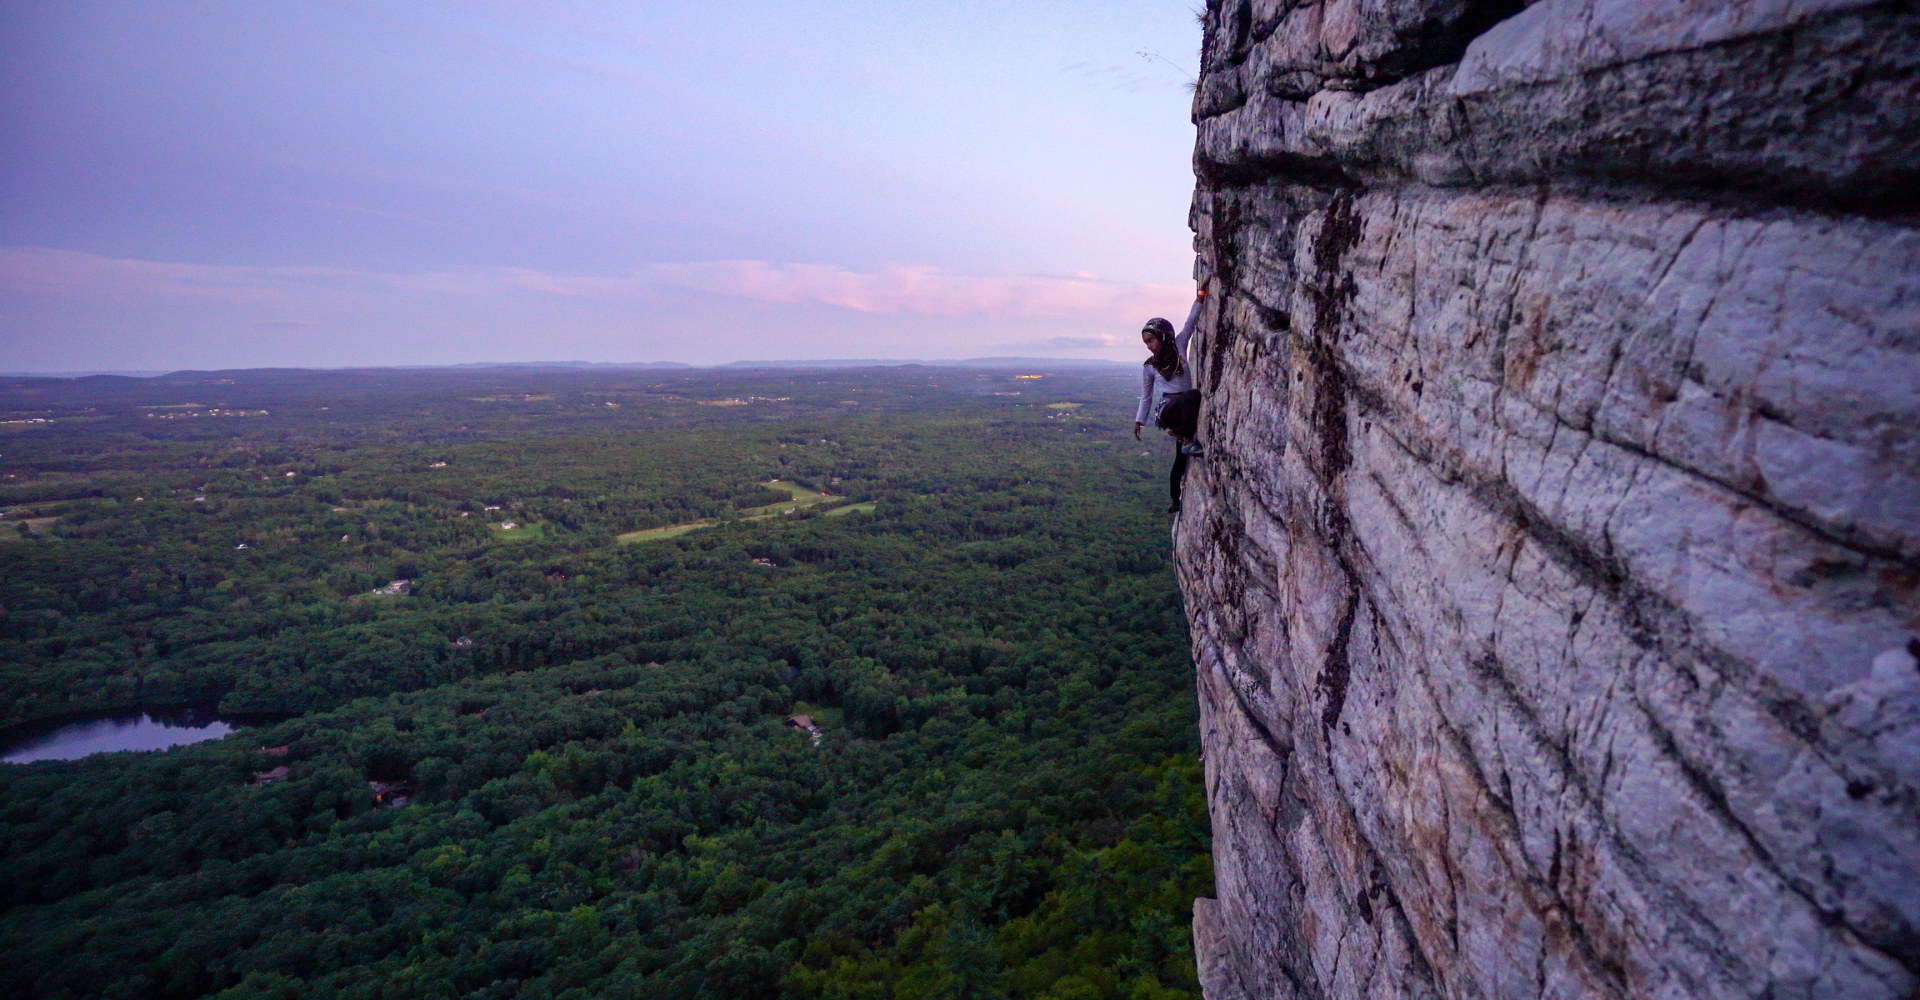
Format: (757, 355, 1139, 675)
(1134, 284, 1207, 514)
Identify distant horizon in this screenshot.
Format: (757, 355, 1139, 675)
(0, 354, 1137, 380)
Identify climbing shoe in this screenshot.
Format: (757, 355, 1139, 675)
(1167, 501, 1181, 514)
(1179, 443, 1206, 457)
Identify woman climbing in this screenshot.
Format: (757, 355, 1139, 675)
(1134, 284, 1207, 513)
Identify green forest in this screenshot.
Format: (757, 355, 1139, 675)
(0, 364, 1210, 1000)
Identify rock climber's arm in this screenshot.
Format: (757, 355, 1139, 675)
(1174, 296, 1203, 359)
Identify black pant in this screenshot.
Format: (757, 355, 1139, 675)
(1158, 391, 1201, 507)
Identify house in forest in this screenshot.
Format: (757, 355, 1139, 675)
(260, 745, 289, 757)
(251, 766, 289, 785)
(784, 715, 820, 735)
(368, 781, 412, 808)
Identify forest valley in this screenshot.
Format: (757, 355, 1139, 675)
(0, 364, 1211, 1000)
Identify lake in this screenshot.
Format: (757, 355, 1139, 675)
(1, 706, 253, 764)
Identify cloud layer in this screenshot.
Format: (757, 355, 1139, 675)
(0, 248, 1190, 369)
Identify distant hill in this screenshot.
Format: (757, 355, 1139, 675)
(370, 361, 697, 371)
(718, 357, 1129, 370)
(2, 358, 1126, 379)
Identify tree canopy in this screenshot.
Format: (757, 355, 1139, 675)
(0, 364, 1208, 1000)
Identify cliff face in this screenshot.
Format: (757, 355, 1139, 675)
(1175, 1, 1920, 997)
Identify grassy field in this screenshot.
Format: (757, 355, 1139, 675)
(490, 520, 546, 541)
(615, 520, 719, 544)
(617, 480, 841, 544)
(824, 502, 877, 517)
(0, 517, 58, 542)
(760, 479, 833, 504)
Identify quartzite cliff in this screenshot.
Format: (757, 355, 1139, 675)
(1174, 1, 1920, 997)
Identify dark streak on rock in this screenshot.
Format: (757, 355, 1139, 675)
(1226, 664, 1293, 767)
(1320, 600, 1359, 733)
(1345, 0, 1530, 93)
(1208, 300, 1236, 396)
(1299, 194, 1368, 737)
(1197, 152, 1364, 193)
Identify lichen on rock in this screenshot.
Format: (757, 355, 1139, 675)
(1177, 1, 1920, 997)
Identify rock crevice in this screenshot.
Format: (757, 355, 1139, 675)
(1178, 1, 1920, 996)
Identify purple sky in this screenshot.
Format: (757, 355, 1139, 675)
(1, 2, 1202, 371)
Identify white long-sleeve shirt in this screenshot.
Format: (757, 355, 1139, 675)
(1135, 299, 1202, 427)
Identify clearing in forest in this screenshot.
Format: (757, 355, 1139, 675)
(0, 516, 58, 541)
(616, 480, 841, 544)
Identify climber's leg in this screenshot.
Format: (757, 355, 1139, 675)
(1168, 447, 1190, 512)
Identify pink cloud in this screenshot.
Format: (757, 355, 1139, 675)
(641, 260, 1189, 322)
(0, 248, 298, 305)
(0, 247, 479, 304)
(0, 248, 1192, 327)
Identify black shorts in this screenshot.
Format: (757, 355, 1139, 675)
(1157, 390, 1201, 439)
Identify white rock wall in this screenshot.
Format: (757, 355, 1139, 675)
(1178, 1, 1920, 997)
